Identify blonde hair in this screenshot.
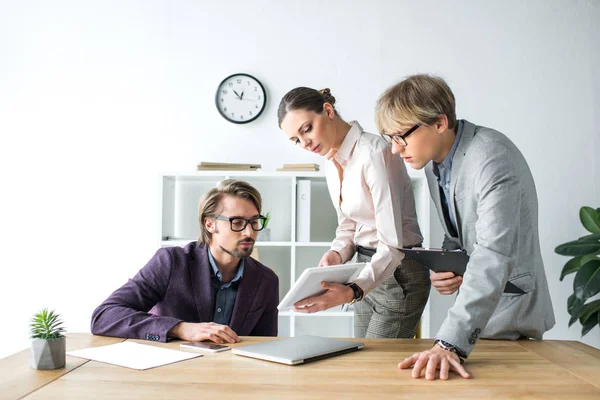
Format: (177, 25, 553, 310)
(197, 179, 262, 245)
(375, 74, 456, 134)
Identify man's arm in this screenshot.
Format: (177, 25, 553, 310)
(90, 248, 182, 342)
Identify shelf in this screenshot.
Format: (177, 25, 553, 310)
(295, 242, 331, 247)
(162, 171, 326, 179)
(279, 310, 354, 317)
(161, 240, 333, 248)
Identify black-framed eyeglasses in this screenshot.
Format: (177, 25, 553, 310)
(380, 123, 421, 147)
(214, 215, 267, 232)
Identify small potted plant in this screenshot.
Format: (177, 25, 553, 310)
(257, 212, 272, 241)
(30, 308, 66, 370)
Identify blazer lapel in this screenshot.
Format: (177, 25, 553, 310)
(229, 258, 260, 334)
(449, 120, 476, 243)
(425, 163, 454, 239)
(190, 244, 214, 323)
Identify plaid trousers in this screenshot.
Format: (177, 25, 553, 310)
(354, 252, 431, 338)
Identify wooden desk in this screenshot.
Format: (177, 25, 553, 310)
(2, 334, 599, 399)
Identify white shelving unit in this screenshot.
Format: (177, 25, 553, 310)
(159, 170, 438, 338)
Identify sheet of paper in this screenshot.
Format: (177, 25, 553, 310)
(67, 341, 202, 370)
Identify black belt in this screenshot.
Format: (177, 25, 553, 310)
(357, 246, 525, 294)
(357, 244, 421, 258)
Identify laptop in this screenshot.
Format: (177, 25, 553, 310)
(231, 336, 364, 365)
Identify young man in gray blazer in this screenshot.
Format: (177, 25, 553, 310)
(375, 74, 555, 380)
(91, 179, 279, 344)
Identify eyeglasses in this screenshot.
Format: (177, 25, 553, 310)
(214, 215, 267, 232)
(380, 123, 421, 147)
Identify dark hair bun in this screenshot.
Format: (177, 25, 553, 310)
(320, 88, 336, 106)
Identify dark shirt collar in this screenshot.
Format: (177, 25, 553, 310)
(207, 247, 244, 285)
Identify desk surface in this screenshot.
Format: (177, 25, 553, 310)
(2, 334, 599, 399)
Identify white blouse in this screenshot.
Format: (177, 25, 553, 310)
(327, 121, 423, 294)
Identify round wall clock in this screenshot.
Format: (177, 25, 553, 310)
(215, 73, 267, 124)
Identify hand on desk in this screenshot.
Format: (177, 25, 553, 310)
(168, 322, 240, 344)
(430, 271, 462, 295)
(318, 250, 342, 266)
(398, 344, 471, 380)
(292, 282, 353, 313)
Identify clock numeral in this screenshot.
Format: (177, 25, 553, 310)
(249, 111, 253, 116)
(247, 81, 250, 85)
(240, 115, 244, 120)
(223, 107, 227, 112)
(222, 90, 228, 94)
(254, 86, 257, 91)
(236, 79, 241, 84)
(220, 98, 224, 103)
(228, 82, 233, 87)
(257, 95, 261, 100)
(231, 112, 234, 118)
(255, 104, 259, 109)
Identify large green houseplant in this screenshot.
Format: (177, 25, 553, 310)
(555, 206, 600, 336)
(30, 308, 66, 370)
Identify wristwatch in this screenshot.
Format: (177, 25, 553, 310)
(434, 339, 467, 364)
(344, 282, 364, 305)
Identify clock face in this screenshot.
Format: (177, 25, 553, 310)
(215, 73, 267, 124)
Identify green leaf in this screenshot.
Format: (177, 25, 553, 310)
(560, 257, 583, 281)
(581, 311, 599, 336)
(578, 300, 600, 324)
(573, 260, 600, 302)
(29, 308, 65, 339)
(555, 240, 600, 256)
(567, 294, 584, 326)
(578, 233, 600, 241)
(581, 206, 600, 233)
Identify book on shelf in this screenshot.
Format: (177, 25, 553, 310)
(277, 163, 320, 172)
(197, 161, 261, 171)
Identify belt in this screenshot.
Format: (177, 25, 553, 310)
(357, 244, 421, 258)
(357, 246, 525, 295)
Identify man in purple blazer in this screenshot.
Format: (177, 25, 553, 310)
(91, 179, 279, 344)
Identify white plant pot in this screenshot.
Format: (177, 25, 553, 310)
(30, 337, 66, 370)
(257, 228, 271, 242)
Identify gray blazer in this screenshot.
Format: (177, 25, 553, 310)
(425, 120, 555, 356)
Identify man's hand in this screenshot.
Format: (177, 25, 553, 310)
(398, 344, 472, 380)
(293, 282, 353, 313)
(318, 250, 342, 266)
(168, 322, 240, 344)
(430, 271, 462, 295)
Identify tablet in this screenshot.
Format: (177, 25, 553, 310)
(277, 263, 365, 311)
(401, 247, 469, 276)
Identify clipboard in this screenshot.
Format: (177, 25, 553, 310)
(401, 247, 469, 276)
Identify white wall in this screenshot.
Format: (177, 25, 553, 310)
(0, 0, 598, 358)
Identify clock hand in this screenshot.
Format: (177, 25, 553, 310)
(240, 91, 244, 99)
(233, 90, 242, 99)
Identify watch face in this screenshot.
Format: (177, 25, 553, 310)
(215, 73, 266, 124)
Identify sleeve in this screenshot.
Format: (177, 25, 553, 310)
(352, 147, 406, 294)
(249, 274, 279, 337)
(436, 142, 521, 356)
(330, 213, 358, 263)
(90, 248, 183, 343)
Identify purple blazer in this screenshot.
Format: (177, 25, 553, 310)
(91, 242, 279, 342)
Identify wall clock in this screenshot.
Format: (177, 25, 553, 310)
(215, 73, 266, 124)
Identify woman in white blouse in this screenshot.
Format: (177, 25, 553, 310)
(278, 87, 431, 338)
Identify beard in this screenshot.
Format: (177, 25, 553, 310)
(220, 239, 255, 259)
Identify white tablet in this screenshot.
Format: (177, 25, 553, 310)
(277, 263, 366, 311)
